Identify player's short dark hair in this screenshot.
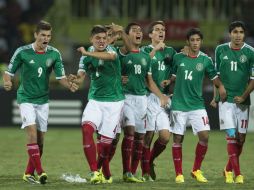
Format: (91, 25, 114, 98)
(125, 22, 141, 34)
(148, 20, 165, 34)
(35, 20, 52, 33)
(186, 28, 203, 40)
(229, 21, 246, 33)
(90, 25, 107, 36)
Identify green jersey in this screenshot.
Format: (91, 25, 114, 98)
(142, 45, 176, 94)
(215, 42, 254, 105)
(6, 43, 65, 104)
(120, 49, 152, 95)
(171, 52, 217, 111)
(79, 45, 124, 102)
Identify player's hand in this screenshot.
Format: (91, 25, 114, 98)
(121, 75, 128, 84)
(210, 98, 217, 108)
(111, 23, 124, 33)
(77, 47, 87, 55)
(68, 74, 77, 83)
(160, 95, 169, 108)
(3, 80, 12, 91)
(154, 41, 165, 51)
(181, 45, 190, 55)
(160, 80, 170, 88)
(234, 96, 245, 104)
(69, 82, 79, 92)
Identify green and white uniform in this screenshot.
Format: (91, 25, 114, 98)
(120, 49, 151, 134)
(215, 42, 254, 132)
(142, 45, 176, 132)
(5, 43, 66, 131)
(171, 52, 217, 135)
(79, 45, 124, 138)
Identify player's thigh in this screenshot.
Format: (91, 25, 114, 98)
(156, 110, 171, 132)
(170, 111, 187, 135)
(235, 104, 249, 134)
(99, 100, 124, 138)
(82, 100, 102, 129)
(19, 103, 37, 129)
(35, 103, 49, 132)
(188, 109, 210, 135)
(147, 93, 162, 131)
(218, 102, 236, 130)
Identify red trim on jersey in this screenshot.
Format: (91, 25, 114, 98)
(188, 55, 197, 58)
(131, 50, 140, 53)
(231, 47, 241, 50)
(36, 51, 45, 54)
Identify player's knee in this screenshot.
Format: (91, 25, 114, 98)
(225, 128, 236, 138)
(159, 130, 170, 144)
(173, 134, 183, 143)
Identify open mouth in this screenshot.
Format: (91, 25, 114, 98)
(42, 42, 48, 45)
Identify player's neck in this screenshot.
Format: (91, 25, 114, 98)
(34, 42, 46, 52)
(230, 42, 244, 50)
(130, 44, 140, 52)
(188, 50, 199, 57)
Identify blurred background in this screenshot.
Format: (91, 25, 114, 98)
(1, 0, 254, 129)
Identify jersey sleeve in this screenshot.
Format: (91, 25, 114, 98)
(171, 54, 178, 76)
(5, 48, 23, 76)
(214, 46, 221, 74)
(249, 49, 254, 79)
(53, 51, 66, 79)
(205, 57, 217, 80)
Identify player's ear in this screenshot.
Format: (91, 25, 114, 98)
(34, 32, 37, 39)
(186, 39, 189, 45)
(148, 32, 152, 39)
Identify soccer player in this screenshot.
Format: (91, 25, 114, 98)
(169, 28, 226, 183)
(210, 21, 254, 184)
(119, 22, 169, 182)
(71, 25, 125, 184)
(141, 21, 176, 181)
(3, 20, 77, 184)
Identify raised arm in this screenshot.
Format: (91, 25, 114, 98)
(77, 47, 116, 60)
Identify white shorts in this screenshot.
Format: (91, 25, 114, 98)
(170, 109, 210, 135)
(19, 103, 49, 132)
(147, 93, 171, 132)
(219, 102, 249, 134)
(82, 99, 124, 138)
(122, 94, 147, 134)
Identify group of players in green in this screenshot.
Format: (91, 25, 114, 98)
(3, 19, 254, 185)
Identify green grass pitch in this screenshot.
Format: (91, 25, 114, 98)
(0, 127, 253, 190)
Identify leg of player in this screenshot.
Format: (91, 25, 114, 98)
(172, 134, 184, 183)
(191, 130, 208, 183)
(82, 122, 100, 184)
(23, 125, 46, 184)
(141, 131, 154, 181)
(149, 129, 170, 181)
(234, 132, 245, 184)
(122, 126, 142, 183)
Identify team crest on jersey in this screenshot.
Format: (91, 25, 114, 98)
(98, 59, 104, 66)
(239, 55, 247, 63)
(46, 59, 53, 67)
(196, 63, 203, 71)
(141, 58, 147, 66)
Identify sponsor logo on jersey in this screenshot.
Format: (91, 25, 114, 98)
(141, 58, 147, 66)
(127, 60, 132, 64)
(46, 59, 53, 67)
(152, 56, 157, 60)
(196, 63, 203, 71)
(239, 55, 247, 63)
(180, 63, 185, 67)
(223, 55, 228, 60)
(29, 60, 35, 64)
(220, 119, 224, 124)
